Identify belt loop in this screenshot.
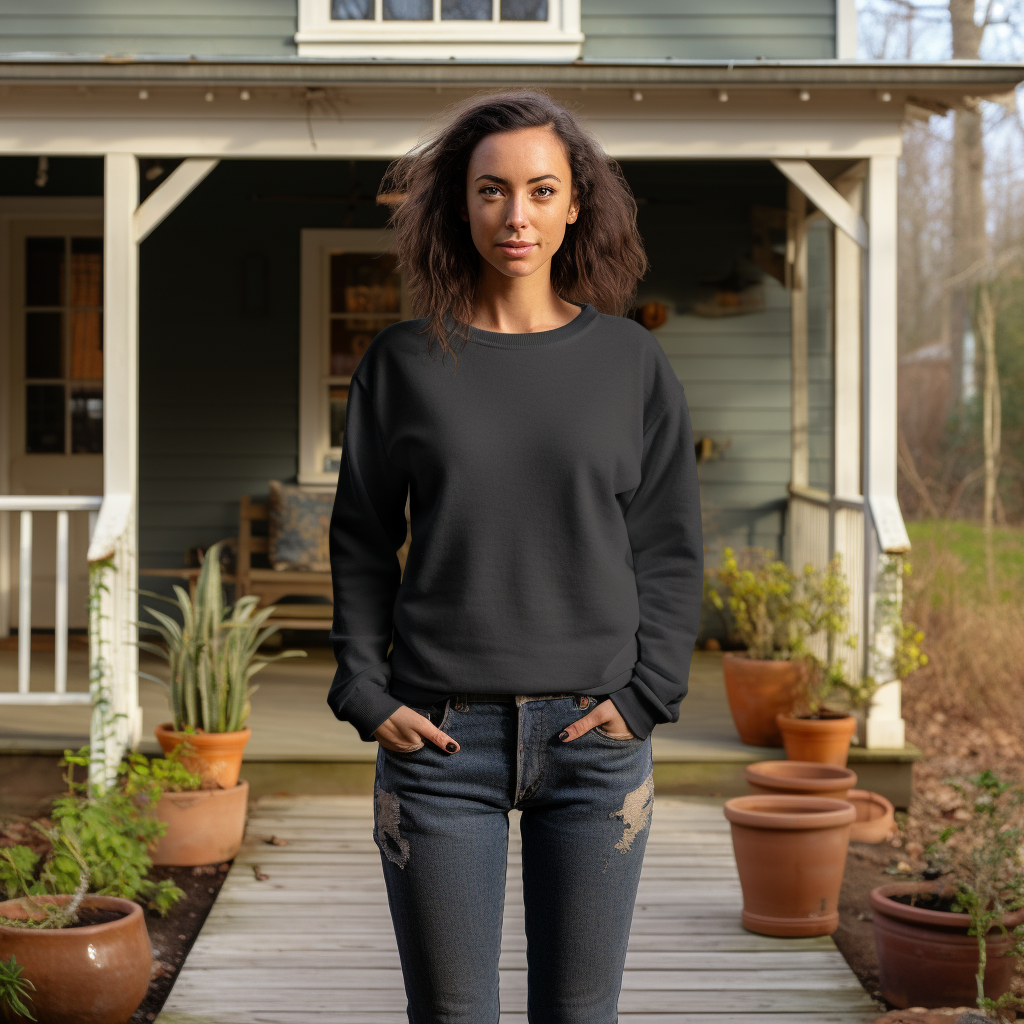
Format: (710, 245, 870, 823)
(454, 693, 468, 712)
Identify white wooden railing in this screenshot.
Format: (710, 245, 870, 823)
(0, 494, 140, 788)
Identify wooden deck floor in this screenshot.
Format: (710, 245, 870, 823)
(157, 795, 880, 1024)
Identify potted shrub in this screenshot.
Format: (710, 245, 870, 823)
(708, 547, 809, 747)
(776, 557, 928, 766)
(141, 540, 305, 787)
(0, 832, 153, 1024)
(872, 770, 1024, 1013)
(723, 793, 856, 936)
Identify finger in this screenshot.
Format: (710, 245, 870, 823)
(422, 723, 460, 754)
(559, 706, 611, 743)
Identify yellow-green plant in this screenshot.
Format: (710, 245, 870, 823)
(0, 956, 35, 1020)
(708, 547, 807, 661)
(139, 541, 306, 733)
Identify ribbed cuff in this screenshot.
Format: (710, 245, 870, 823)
(330, 678, 404, 743)
(609, 684, 657, 740)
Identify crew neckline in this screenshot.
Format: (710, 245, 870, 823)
(468, 303, 597, 348)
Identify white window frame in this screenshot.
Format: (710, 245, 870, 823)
(299, 228, 404, 487)
(295, 0, 582, 59)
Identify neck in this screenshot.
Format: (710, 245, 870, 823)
(471, 262, 580, 334)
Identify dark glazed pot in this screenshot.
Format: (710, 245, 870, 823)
(871, 882, 1024, 1009)
(721, 654, 805, 747)
(0, 895, 152, 1024)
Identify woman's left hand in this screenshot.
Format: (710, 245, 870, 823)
(559, 699, 634, 742)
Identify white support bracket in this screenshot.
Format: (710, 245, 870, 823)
(133, 158, 219, 244)
(772, 159, 869, 249)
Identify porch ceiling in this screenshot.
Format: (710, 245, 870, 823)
(0, 57, 1021, 105)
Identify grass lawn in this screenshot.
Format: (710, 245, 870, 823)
(906, 518, 1024, 604)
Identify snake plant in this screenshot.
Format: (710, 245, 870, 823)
(139, 542, 306, 733)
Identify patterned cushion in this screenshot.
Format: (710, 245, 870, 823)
(267, 481, 333, 572)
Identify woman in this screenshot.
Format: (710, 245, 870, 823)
(328, 91, 703, 1024)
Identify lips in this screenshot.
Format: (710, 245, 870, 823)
(497, 241, 536, 256)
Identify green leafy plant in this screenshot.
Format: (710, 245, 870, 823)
(0, 827, 91, 930)
(0, 748, 201, 920)
(0, 956, 36, 1021)
(708, 548, 807, 661)
(922, 770, 1024, 1016)
(139, 541, 305, 733)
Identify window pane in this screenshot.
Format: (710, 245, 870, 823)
(70, 310, 103, 380)
(383, 0, 432, 18)
(329, 385, 350, 449)
(331, 0, 373, 17)
(331, 319, 393, 375)
(330, 253, 401, 314)
(25, 237, 64, 306)
(70, 237, 102, 306)
(501, 0, 547, 18)
(25, 312, 63, 379)
(70, 388, 103, 454)
(26, 384, 65, 453)
(442, 0, 491, 18)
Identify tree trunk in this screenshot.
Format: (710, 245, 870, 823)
(978, 282, 1000, 594)
(948, 0, 987, 412)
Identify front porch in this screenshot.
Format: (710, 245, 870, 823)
(0, 649, 917, 816)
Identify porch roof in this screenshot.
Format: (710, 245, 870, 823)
(0, 56, 1022, 104)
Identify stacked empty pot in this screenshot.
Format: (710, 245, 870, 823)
(724, 760, 896, 937)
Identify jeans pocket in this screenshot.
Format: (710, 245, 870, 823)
(594, 725, 638, 742)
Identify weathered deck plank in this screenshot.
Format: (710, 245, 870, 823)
(157, 796, 880, 1023)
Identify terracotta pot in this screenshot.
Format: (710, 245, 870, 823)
(847, 789, 896, 844)
(149, 779, 249, 866)
(721, 654, 805, 747)
(724, 794, 856, 937)
(744, 760, 857, 800)
(155, 722, 251, 788)
(776, 713, 857, 766)
(871, 882, 1024, 1009)
(0, 895, 151, 1024)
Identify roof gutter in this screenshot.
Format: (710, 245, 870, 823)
(0, 55, 1021, 93)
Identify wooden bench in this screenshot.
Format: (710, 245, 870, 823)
(236, 493, 411, 631)
(236, 495, 334, 631)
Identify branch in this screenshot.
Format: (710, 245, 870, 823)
(898, 430, 941, 518)
(944, 465, 986, 518)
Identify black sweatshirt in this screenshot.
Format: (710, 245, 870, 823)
(327, 304, 704, 742)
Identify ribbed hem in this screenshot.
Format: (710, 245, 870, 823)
(329, 678, 404, 743)
(468, 304, 597, 349)
(609, 684, 657, 740)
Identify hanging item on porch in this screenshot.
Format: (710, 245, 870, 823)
(691, 268, 765, 318)
(750, 206, 788, 284)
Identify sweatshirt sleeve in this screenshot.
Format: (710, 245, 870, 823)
(610, 363, 704, 740)
(327, 374, 410, 741)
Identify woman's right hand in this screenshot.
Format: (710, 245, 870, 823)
(374, 705, 460, 754)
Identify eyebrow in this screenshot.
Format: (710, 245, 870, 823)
(474, 174, 562, 185)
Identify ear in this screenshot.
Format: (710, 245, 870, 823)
(567, 192, 579, 225)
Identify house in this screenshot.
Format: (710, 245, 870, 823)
(0, 0, 1021, 788)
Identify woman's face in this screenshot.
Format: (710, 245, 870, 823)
(464, 125, 579, 282)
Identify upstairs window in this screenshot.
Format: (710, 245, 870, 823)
(297, 0, 581, 59)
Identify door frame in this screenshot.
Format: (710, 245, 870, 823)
(0, 196, 103, 636)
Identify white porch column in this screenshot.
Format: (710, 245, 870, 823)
(789, 183, 810, 492)
(864, 154, 909, 749)
(102, 153, 141, 752)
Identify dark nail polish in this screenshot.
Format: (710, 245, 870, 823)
(446, 742, 457, 752)
(558, 730, 569, 741)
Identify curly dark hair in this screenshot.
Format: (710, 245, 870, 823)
(379, 90, 648, 357)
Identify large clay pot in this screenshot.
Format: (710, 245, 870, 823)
(0, 895, 151, 1024)
(721, 654, 805, 747)
(724, 794, 856, 937)
(149, 779, 249, 866)
(871, 882, 1024, 1008)
(847, 789, 896, 844)
(155, 722, 251, 788)
(744, 760, 857, 800)
(776, 713, 857, 766)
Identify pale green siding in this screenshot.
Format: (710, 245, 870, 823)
(582, 0, 836, 60)
(0, 0, 297, 57)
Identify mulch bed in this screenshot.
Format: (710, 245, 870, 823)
(130, 862, 230, 1023)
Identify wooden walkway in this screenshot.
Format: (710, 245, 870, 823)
(157, 795, 880, 1024)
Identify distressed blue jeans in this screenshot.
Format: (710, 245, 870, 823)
(373, 694, 654, 1024)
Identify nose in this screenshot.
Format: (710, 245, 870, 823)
(505, 194, 528, 232)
